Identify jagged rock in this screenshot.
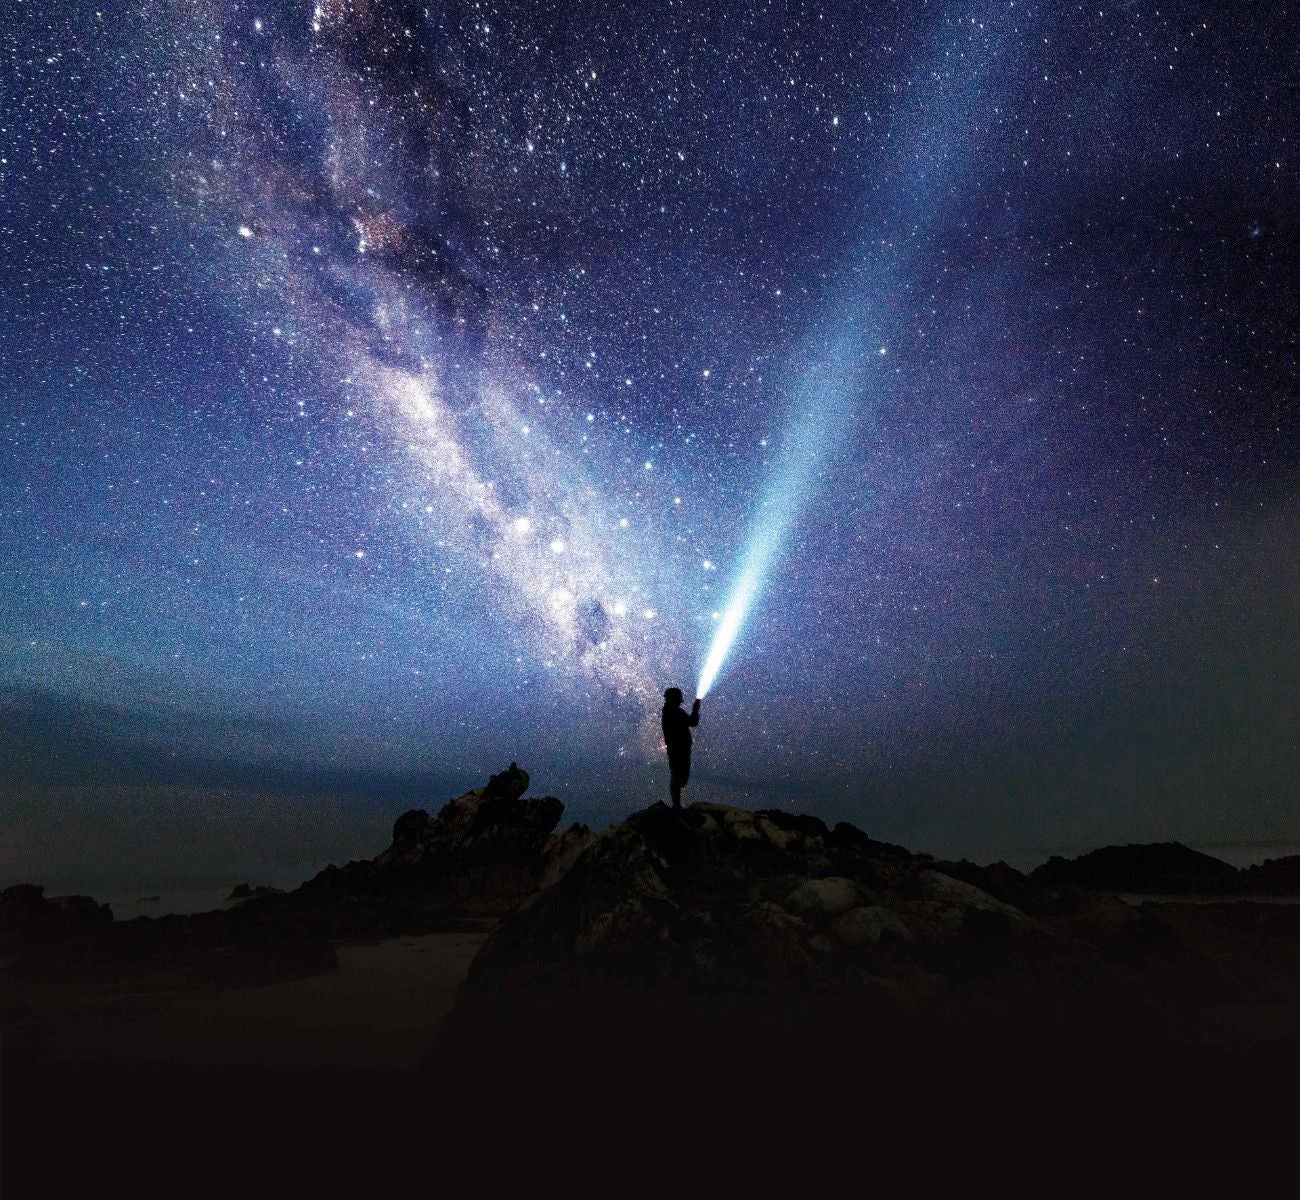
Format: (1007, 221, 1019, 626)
(928, 858, 1052, 915)
(1, 884, 46, 905)
(225, 884, 284, 902)
(1240, 856, 1300, 894)
(826, 821, 913, 860)
(455, 799, 1062, 1002)
(536, 824, 599, 891)
(1029, 842, 1241, 894)
(301, 762, 564, 914)
(391, 808, 433, 846)
(0, 884, 113, 948)
(431, 802, 1213, 1127)
(429, 803, 1255, 1112)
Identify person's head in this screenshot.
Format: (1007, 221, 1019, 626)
(663, 686, 683, 707)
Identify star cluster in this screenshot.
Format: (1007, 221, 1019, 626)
(1, 0, 1295, 858)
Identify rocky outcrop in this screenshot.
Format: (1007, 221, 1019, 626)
(300, 762, 564, 914)
(1239, 855, 1300, 894)
(430, 803, 1300, 1123)
(1029, 842, 1242, 893)
(431, 800, 1191, 1105)
(225, 884, 285, 902)
(926, 857, 1062, 915)
(456, 800, 1064, 1000)
(2, 765, 566, 982)
(0, 884, 113, 950)
(535, 822, 599, 890)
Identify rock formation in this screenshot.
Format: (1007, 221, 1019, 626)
(1239, 854, 1300, 894)
(225, 884, 285, 902)
(425, 800, 1300, 1139)
(300, 762, 564, 914)
(0, 884, 113, 950)
(455, 800, 1070, 998)
(431, 800, 1210, 1107)
(2, 766, 567, 988)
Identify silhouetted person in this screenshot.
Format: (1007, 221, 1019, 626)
(661, 687, 701, 809)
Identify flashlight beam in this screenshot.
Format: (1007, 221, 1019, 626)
(696, 561, 761, 698)
(695, 346, 863, 698)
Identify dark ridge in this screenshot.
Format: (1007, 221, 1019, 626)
(1240, 855, 1300, 893)
(1028, 841, 1243, 893)
(0, 764, 562, 978)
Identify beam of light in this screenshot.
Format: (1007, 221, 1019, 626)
(697, 344, 863, 698)
(696, 553, 765, 699)
(694, 9, 1023, 701)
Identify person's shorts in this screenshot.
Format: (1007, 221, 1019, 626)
(668, 752, 691, 788)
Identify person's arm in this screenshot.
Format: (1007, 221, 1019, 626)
(689, 699, 700, 728)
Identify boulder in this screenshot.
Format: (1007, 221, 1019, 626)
(831, 904, 913, 947)
(390, 808, 433, 846)
(782, 876, 868, 920)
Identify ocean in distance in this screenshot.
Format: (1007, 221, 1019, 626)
(38, 879, 307, 920)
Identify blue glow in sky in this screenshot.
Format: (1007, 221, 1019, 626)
(1, 1, 1296, 883)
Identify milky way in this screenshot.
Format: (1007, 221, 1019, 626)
(1, 1, 1296, 858)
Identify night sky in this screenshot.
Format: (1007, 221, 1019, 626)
(2, 1, 1296, 887)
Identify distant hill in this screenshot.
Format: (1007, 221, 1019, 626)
(1031, 842, 1247, 894)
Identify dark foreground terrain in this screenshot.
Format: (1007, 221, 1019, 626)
(4, 767, 1298, 1189)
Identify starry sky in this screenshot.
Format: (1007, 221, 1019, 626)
(2, 1, 1296, 886)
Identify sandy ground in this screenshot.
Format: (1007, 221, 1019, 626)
(1, 925, 493, 1071)
(4, 907, 1298, 1188)
(2, 926, 500, 1190)
(0, 936, 499, 1185)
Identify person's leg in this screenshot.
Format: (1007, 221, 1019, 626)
(669, 757, 687, 807)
